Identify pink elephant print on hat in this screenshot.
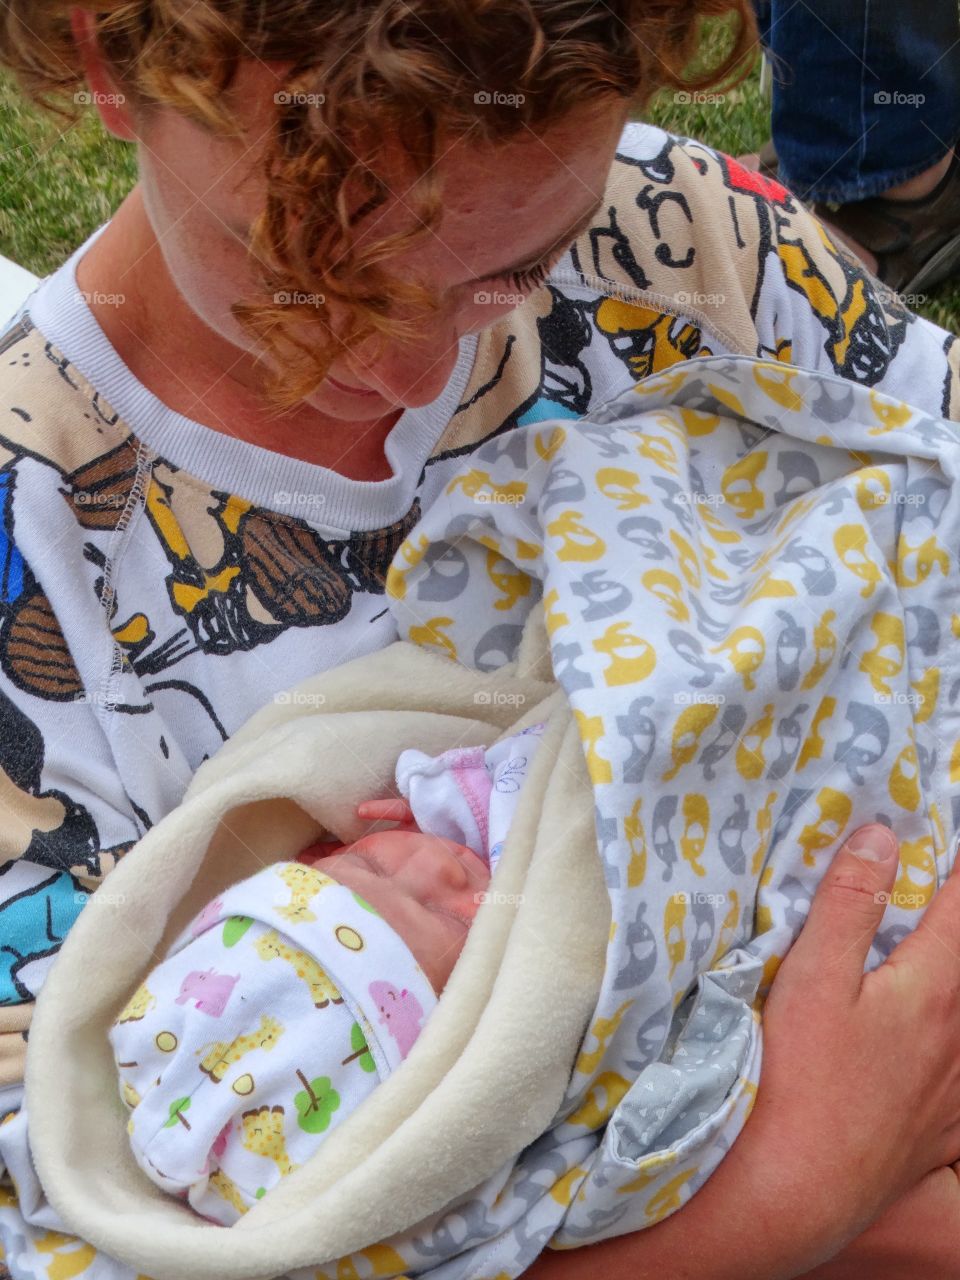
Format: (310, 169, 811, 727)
(200, 1120, 234, 1176)
(175, 969, 241, 1017)
(368, 980, 426, 1058)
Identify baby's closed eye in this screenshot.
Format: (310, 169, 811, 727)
(424, 900, 474, 929)
(349, 846, 389, 876)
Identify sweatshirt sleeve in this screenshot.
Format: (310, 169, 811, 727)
(0, 526, 143, 1015)
(757, 190, 960, 421)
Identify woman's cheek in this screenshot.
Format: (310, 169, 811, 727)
(457, 289, 535, 334)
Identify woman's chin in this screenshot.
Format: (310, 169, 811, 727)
(305, 379, 398, 421)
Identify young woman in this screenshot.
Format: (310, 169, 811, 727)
(2, 2, 960, 1276)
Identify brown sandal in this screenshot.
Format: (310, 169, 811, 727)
(757, 138, 779, 181)
(744, 139, 960, 295)
(811, 154, 960, 295)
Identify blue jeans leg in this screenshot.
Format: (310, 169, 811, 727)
(753, 0, 960, 203)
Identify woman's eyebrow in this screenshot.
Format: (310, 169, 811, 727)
(468, 192, 607, 284)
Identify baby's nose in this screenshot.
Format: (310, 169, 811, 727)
(409, 840, 489, 905)
(418, 844, 472, 890)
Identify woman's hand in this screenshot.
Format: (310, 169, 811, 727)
(752, 823, 960, 1247)
(526, 824, 960, 1280)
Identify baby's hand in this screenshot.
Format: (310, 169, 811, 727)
(296, 839, 344, 864)
(297, 800, 416, 864)
(356, 798, 417, 826)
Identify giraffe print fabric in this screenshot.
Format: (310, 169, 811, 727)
(109, 862, 436, 1226)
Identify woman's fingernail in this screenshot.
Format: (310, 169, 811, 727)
(846, 825, 897, 862)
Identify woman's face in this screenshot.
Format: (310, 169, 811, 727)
(118, 61, 628, 421)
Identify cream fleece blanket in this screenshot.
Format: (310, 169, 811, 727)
(26, 626, 612, 1279)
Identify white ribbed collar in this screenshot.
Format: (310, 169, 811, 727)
(28, 227, 478, 534)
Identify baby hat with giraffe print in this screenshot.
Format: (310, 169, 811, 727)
(108, 861, 437, 1226)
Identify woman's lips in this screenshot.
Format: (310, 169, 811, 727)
(326, 374, 380, 397)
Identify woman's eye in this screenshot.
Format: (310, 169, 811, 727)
(506, 260, 551, 293)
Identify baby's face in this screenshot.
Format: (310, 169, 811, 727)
(315, 830, 491, 993)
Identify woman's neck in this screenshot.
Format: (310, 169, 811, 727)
(74, 188, 403, 479)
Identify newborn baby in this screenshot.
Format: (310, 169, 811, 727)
(110, 729, 543, 1225)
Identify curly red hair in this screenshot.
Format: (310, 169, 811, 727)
(0, 1, 757, 403)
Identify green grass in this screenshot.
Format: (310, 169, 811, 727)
(0, 59, 958, 333)
(0, 77, 136, 275)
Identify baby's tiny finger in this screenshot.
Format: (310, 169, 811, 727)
(357, 798, 416, 824)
